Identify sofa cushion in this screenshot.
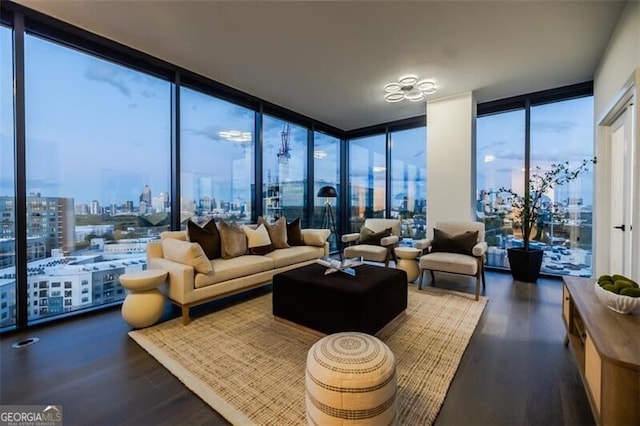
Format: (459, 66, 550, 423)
(161, 230, 187, 241)
(195, 255, 275, 288)
(187, 219, 221, 259)
(242, 224, 275, 255)
(286, 217, 305, 246)
(219, 221, 248, 259)
(302, 229, 331, 247)
(264, 246, 325, 268)
(161, 238, 213, 274)
(258, 216, 290, 249)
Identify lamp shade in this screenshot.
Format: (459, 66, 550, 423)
(317, 186, 337, 198)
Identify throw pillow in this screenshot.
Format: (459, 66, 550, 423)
(161, 238, 212, 274)
(218, 220, 248, 259)
(430, 228, 478, 256)
(360, 226, 392, 246)
(302, 229, 331, 247)
(187, 219, 221, 260)
(242, 224, 275, 255)
(286, 217, 305, 246)
(257, 216, 290, 249)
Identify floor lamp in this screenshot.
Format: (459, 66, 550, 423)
(317, 185, 341, 260)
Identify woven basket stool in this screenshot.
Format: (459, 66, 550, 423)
(305, 332, 397, 425)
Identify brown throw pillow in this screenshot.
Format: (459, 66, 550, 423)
(286, 217, 305, 246)
(430, 228, 478, 256)
(187, 219, 221, 260)
(360, 226, 392, 246)
(257, 216, 290, 249)
(218, 220, 248, 259)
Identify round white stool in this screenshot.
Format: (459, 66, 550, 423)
(394, 247, 421, 282)
(305, 332, 397, 425)
(119, 269, 167, 328)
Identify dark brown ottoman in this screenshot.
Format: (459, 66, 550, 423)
(272, 263, 407, 334)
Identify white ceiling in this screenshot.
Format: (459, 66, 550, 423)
(14, 0, 627, 131)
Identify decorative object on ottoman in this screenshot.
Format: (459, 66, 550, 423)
(119, 269, 167, 328)
(305, 332, 397, 425)
(273, 263, 407, 334)
(317, 255, 363, 276)
(394, 246, 421, 282)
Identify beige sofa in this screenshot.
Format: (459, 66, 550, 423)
(147, 228, 330, 325)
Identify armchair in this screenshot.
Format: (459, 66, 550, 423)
(342, 218, 401, 267)
(416, 221, 487, 300)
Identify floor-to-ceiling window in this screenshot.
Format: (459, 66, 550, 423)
(0, 25, 16, 327)
(23, 34, 171, 323)
(180, 87, 254, 226)
(390, 127, 427, 241)
(348, 135, 386, 232)
(530, 97, 595, 276)
(476, 109, 525, 268)
(313, 131, 340, 249)
(262, 115, 307, 226)
(476, 91, 595, 277)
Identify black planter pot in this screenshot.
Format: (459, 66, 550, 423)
(507, 247, 544, 283)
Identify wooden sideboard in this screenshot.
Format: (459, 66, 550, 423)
(562, 276, 640, 425)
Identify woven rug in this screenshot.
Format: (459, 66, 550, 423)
(129, 288, 487, 425)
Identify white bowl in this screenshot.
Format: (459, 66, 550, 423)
(593, 282, 640, 314)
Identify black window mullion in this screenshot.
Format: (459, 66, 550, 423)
(253, 109, 263, 223)
(306, 127, 314, 228)
(13, 11, 27, 329)
(171, 74, 180, 231)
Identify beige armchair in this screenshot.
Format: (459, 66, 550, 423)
(416, 221, 487, 300)
(342, 218, 401, 267)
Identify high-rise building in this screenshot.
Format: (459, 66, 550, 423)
(140, 185, 152, 206)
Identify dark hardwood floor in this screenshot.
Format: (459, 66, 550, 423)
(1, 269, 594, 426)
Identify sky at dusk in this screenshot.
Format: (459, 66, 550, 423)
(1, 27, 593, 209)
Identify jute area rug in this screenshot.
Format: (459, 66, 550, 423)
(129, 287, 487, 425)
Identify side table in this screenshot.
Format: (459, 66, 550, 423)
(394, 247, 421, 283)
(119, 269, 167, 328)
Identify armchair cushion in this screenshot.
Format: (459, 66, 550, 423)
(360, 226, 392, 246)
(431, 228, 478, 256)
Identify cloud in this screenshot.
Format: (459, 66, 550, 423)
(191, 125, 222, 141)
(84, 65, 131, 97)
(532, 120, 577, 133)
(141, 89, 158, 99)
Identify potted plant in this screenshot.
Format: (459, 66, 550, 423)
(492, 157, 596, 282)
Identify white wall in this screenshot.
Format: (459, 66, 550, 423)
(594, 1, 640, 120)
(426, 92, 476, 234)
(593, 1, 640, 278)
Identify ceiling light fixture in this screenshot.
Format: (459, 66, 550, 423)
(384, 75, 437, 103)
(219, 130, 252, 143)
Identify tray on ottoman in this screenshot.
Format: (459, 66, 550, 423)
(272, 263, 407, 334)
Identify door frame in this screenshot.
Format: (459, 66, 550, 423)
(595, 68, 640, 281)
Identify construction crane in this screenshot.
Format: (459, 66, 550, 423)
(277, 123, 291, 182)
